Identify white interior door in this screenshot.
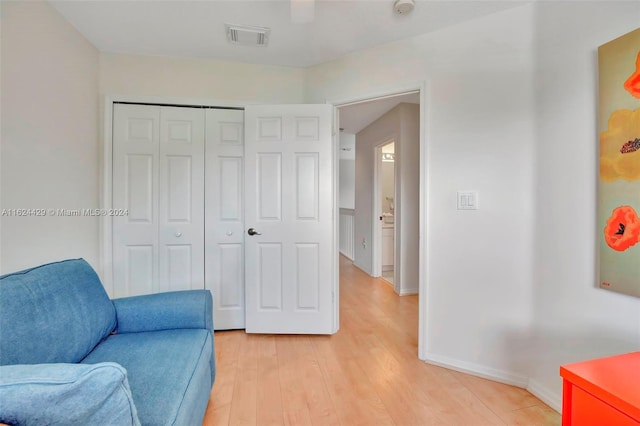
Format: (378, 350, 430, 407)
(244, 104, 334, 334)
(113, 104, 205, 297)
(205, 109, 246, 330)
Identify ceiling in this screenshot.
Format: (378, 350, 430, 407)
(339, 91, 419, 135)
(48, 1, 512, 136)
(49, 0, 525, 68)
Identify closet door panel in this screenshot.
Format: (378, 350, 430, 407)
(205, 109, 246, 330)
(113, 104, 160, 297)
(113, 104, 205, 297)
(159, 107, 205, 291)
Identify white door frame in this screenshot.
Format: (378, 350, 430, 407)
(328, 81, 428, 360)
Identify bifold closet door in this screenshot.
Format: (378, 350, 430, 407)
(205, 109, 246, 330)
(112, 104, 205, 297)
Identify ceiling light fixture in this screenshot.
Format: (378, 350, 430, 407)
(225, 24, 270, 46)
(393, 0, 415, 15)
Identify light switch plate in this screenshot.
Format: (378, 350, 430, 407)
(457, 191, 478, 210)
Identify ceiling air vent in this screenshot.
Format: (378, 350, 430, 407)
(225, 24, 270, 47)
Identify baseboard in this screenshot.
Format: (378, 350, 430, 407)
(526, 378, 562, 413)
(399, 287, 418, 296)
(423, 352, 529, 388)
(423, 353, 562, 414)
(339, 251, 353, 261)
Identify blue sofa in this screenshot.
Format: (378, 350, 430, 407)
(0, 259, 215, 426)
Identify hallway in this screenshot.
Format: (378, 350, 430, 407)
(204, 255, 559, 425)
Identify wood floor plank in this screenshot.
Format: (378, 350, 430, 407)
(311, 333, 396, 426)
(204, 330, 244, 424)
(203, 255, 560, 426)
(227, 334, 259, 425)
(256, 335, 284, 426)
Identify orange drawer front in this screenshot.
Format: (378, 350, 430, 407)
(570, 386, 639, 426)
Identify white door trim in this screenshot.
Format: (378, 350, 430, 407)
(100, 95, 249, 297)
(327, 80, 429, 360)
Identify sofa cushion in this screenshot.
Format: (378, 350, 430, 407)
(81, 329, 213, 426)
(0, 259, 116, 365)
(0, 362, 140, 426)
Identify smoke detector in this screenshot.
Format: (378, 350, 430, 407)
(393, 0, 415, 15)
(225, 24, 270, 46)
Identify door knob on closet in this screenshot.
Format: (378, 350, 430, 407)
(247, 228, 261, 236)
(175, 232, 182, 237)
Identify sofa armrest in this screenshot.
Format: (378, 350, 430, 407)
(0, 362, 140, 426)
(112, 290, 213, 334)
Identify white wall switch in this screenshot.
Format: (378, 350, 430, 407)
(457, 191, 478, 210)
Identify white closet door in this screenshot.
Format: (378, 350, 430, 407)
(205, 109, 246, 330)
(113, 104, 160, 297)
(244, 104, 334, 334)
(113, 104, 205, 297)
(158, 107, 205, 292)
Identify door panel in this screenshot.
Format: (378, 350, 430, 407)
(113, 105, 160, 297)
(257, 242, 283, 310)
(295, 153, 319, 220)
(125, 245, 154, 295)
(159, 107, 204, 292)
(205, 109, 246, 330)
(165, 156, 192, 221)
(113, 104, 205, 297)
(126, 154, 154, 222)
(295, 243, 319, 311)
(257, 153, 282, 220)
(218, 243, 243, 307)
(245, 104, 334, 334)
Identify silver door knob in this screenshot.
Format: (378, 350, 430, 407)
(175, 232, 182, 237)
(247, 228, 261, 236)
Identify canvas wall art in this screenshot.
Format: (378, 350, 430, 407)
(598, 27, 640, 298)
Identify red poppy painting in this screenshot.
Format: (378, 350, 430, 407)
(603, 206, 640, 252)
(598, 28, 640, 298)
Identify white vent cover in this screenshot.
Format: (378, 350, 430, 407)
(225, 24, 270, 46)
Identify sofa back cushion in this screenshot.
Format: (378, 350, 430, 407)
(0, 259, 116, 365)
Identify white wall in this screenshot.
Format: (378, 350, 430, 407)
(354, 106, 401, 275)
(353, 103, 419, 295)
(307, 1, 640, 411)
(1, 1, 100, 274)
(529, 1, 640, 406)
(339, 132, 356, 210)
(310, 3, 537, 383)
(99, 52, 306, 104)
(398, 104, 420, 295)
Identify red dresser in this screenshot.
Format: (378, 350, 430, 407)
(560, 352, 640, 426)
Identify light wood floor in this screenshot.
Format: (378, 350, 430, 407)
(203, 256, 560, 426)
